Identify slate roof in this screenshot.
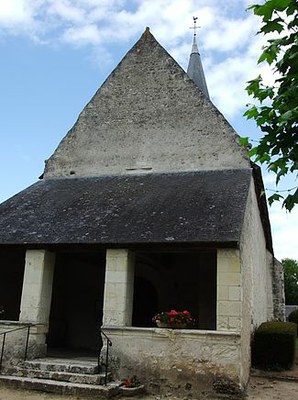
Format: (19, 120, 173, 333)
(0, 169, 252, 247)
(187, 36, 209, 99)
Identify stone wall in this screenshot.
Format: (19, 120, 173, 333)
(44, 32, 249, 179)
(103, 327, 242, 396)
(217, 249, 242, 332)
(0, 322, 47, 365)
(241, 178, 271, 329)
(239, 178, 274, 383)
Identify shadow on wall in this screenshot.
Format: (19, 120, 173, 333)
(47, 251, 106, 353)
(132, 251, 216, 330)
(0, 250, 25, 321)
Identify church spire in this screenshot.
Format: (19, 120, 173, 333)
(187, 17, 209, 99)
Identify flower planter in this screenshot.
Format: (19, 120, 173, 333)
(156, 321, 187, 329)
(152, 310, 194, 328)
(119, 384, 145, 396)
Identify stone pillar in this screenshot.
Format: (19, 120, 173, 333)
(102, 249, 135, 327)
(19, 250, 55, 357)
(20, 250, 55, 324)
(272, 257, 285, 321)
(217, 249, 242, 331)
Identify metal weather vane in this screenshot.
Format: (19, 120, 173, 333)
(189, 16, 200, 38)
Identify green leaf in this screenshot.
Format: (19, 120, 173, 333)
(283, 191, 298, 212)
(252, 3, 275, 20)
(246, 75, 262, 95)
(249, 146, 258, 157)
(250, 0, 292, 19)
(261, 20, 284, 33)
(280, 110, 294, 121)
(272, 0, 292, 11)
(258, 49, 277, 64)
(238, 136, 250, 147)
(243, 105, 259, 119)
(268, 193, 284, 206)
(245, 0, 298, 210)
(269, 162, 278, 172)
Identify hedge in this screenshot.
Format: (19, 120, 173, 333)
(252, 321, 297, 370)
(288, 309, 298, 337)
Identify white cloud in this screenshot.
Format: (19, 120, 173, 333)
(47, 1, 86, 23)
(62, 24, 101, 46)
(0, 0, 34, 33)
(204, 15, 257, 53)
(0, 0, 30, 22)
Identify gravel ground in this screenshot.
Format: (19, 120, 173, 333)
(0, 376, 297, 400)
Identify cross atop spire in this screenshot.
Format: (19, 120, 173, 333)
(189, 16, 200, 54)
(187, 17, 209, 99)
(190, 16, 199, 37)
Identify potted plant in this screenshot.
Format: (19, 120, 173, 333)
(152, 310, 194, 328)
(119, 375, 145, 396)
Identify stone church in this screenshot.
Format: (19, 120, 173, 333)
(0, 27, 284, 395)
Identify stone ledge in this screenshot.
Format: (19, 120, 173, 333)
(102, 326, 241, 340)
(0, 321, 28, 327)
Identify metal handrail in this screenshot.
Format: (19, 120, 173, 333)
(0, 323, 37, 371)
(98, 328, 112, 385)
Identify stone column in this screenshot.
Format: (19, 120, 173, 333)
(217, 249, 242, 331)
(102, 249, 135, 327)
(20, 250, 55, 324)
(19, 250, 55, 357)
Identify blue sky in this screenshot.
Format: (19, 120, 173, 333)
(0, 0, 297, 260)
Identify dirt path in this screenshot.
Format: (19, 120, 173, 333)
(0, 376, 297, 400)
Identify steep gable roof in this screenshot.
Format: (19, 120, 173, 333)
(44, 28, 250, 179)
(0, 28, 273, 253)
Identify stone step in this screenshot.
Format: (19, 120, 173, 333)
(22, 358, 99, 374)
(3, 366, 112, 385)
(0, 374, 121, 398)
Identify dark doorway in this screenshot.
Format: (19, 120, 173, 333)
(132, 251, 216, 330)
(132, 277, 158, 327)
(47, 251, 105, 353)
(0, 250, 25, 321)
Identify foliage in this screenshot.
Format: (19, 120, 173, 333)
(244, 0, 298, 211)
(252, 321, 297, 370)
(288, 309, 298, 337)
(152, 309, 193, 327)
(282, 258, 298, 304)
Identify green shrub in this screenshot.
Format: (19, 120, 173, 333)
(252, 321, 297, 370)
(288, 309, 298, 337)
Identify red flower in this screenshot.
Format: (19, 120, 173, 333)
(153, 310, 194, 327)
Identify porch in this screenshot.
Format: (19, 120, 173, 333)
(0, 246, 246, 393)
